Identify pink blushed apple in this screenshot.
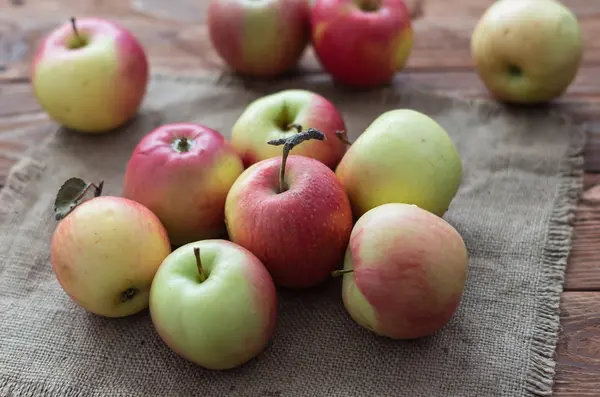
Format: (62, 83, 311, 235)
(311, 0, 413, 88)
(31, 17, 149, 133)
(122, 123, 244, 247)
(225, 129, 354, 289)
(336, 203, 469, 339)
(149, 240, 278, 370)
(231, 89, 348, 169)
(51, 190, 172, 318)
(207, 0, 310, 78)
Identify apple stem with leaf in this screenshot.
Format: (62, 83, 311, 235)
(70, 17, 85, 47)
(54, 177, 104, 221)
(267, 127, 326, 193)
(335, 130, 353, 146)
(331, 269, 354, 277)
(194, 247, 207, 283)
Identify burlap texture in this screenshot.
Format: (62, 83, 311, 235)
(0, 72, 586, 396)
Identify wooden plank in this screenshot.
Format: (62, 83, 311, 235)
(0, 0, 598, 82)
(555, 291, 600, 396)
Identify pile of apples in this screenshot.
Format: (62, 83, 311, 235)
(32, 0, 582, 373)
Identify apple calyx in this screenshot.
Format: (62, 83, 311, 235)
(335, 130, 352, 146)
(53, 177, 104, 221)
(69, 17, 86, 49)
(194, 247, 207, 283)
(120, 287, 139, 303)
(331, 269, 354, 277)
(267, 127, 326, 193)
(172, 137, 193, 153)
(355, 0, 381, 12)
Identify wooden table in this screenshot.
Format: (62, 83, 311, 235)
(1, 1, 599, 395)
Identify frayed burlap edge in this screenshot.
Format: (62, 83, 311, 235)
(0, 70, 588, 397)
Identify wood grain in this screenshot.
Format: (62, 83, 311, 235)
(555, 292, 600, 396)
(1, 0, 600, 395)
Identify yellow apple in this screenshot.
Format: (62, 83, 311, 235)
(471, 0, 583, 104)
(335, 109, 462, 220)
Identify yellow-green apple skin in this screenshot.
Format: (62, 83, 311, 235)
(50, 196, 171, 318)
(31, 17, 149, 133)
(207, 0, 310, 78)
(471, 0, 583, 104)
(122, 123, 245, 247)
(231, 89, 348, 169)
(338, 203, 469, 339)
(335, 109, 462, 220)
(149, 240, 278, 370)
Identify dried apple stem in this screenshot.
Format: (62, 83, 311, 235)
(70, 17, 84, 47)
(267, 127, 326, 193)
(287, 123, 303, 133)
(194, 247, 207, 282)
(335, 130, 352, 146)
(74, 181, 103, 203)
(331, 269, 354, 277)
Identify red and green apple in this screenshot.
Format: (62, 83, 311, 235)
(31, 17, 149, 133)
(122, 123, 244, 246)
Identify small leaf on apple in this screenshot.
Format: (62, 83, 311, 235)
(54, 177, 104, 221)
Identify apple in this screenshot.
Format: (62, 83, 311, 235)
(31, 17, 149, 133)
(207, 0, 311, 78)
(50, 178, 171, 318)
(225, 128, 354, 288)
(231, 89, 348, 169)
(471, 0, 583, 104)
(335, 109, 462, 220)
(149, 239, 277, 370)
(310, 0, 413, 88)
(122, 123, 244, 246)
(334, 203, 469, 339)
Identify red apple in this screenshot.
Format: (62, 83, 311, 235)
(310, 0, 413, 88)
(335, 203, 469, 339)
(231, 89, 348, 169)
(224, 128, 354, 288)
(31, 17, 149, 133)
(207, 0, 311, 78)
(122, 123, 245, 246)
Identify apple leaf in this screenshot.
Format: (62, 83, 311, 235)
(54, 177, 104, 221)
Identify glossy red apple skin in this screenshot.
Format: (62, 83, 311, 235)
(231, 89, 348, 169)
(122, 123, 245, 246)
(224, 155, 354, 289)
(31, 17, 148, 133)
(207, 0, 311, 78)
(310, 0, 413, 88)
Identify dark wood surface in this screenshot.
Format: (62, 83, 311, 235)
(1, 1, 599, 395)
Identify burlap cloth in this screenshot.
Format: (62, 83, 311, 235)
(0, 72, 587, 397)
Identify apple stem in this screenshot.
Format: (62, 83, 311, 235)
(173, 137, 193, 153)
(331, 269, 354, 277)
(287, 123, 303, 133)
(74, 181, 104, 203)
(70, 17, 84, 47)
(267, 127, 325, 193)
(335, 130, 352, 146)
(194, 247, 207, 283)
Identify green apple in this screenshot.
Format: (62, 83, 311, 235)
(149, 239, 278, 370)
(334, 203, 469, 339)
(335, 109, 462, 220)
(471, 0, 583, 104)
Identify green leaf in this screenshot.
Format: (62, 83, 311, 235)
(53, 177, 104, 221)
